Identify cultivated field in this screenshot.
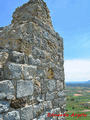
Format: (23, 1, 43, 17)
(66, 86, 90, 120)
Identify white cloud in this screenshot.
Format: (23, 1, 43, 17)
(64, 59, 90, 82)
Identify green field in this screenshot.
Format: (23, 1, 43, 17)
(66, 87, 90, 120)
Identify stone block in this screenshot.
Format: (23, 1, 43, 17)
(57, 80, 63, 91)
(16, 80, 34, 98)
(0, 101, 9, 114)
(36, 95, 44, 102)
(4, 111, 20, 120)
(0, 52, 9, 66)
(0, 93, 6, 100)
(43, 101, 52, 111)
(52, 99, 59, 108)
(28, 55, 35, 65)
(33, 103, 43, 118)
(0, 68, 3, 80)
(48, 80, 56, 92)
(36, 69, 45, 78)
(10, 51, 25, 64)
(46, 92, 56, 101)
(0, 80, 15, 100)
(38, 114, 46, 120)
(42, 30, 49, 40)
(41, 79, 48, 93)
(22, 65, 37, 79)
(53, 98, 65, 108)
(57, 91, 66, 97)
(28, 55, 41, 66)
(32, 48, 45, 59)
(58, 98, 66, 107)
(4, 63, 22, 80)
(21, 105, 33, 120)
(40, 39, 47, 50)
(53, 69, 61, 80)
(34, 84, 41, 95)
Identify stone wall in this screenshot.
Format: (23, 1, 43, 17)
(0, 0, 66, 119)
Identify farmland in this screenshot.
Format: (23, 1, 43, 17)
(65, 86, 90, 120)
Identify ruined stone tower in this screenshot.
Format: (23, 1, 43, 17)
(0, 0, 66, 119)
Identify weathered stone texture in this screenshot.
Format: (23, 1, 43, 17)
(0, 0, 65, 119)
(21, 105, 33, 120)
(4, 63, 22, 80)
(16, 80, 34, 98)
(0, 80, 15, 100)
(4, 111, 20, 120)
(22, 65, 37, 79)
(0, 101, 10, 113)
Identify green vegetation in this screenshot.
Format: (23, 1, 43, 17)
(66, 86, 90, 120)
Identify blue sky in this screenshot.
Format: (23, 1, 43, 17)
(0, 0, 90, 81)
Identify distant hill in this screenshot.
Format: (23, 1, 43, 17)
(0, 27, 3, 30)
(66, 80, 90, 87)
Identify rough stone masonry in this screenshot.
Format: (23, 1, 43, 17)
(0, 0, 66, 119)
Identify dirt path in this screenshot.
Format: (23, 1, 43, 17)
(74, 94, 82, 96)
(81, 110, 90, 112)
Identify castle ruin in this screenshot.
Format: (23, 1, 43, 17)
(0, 0, 66, 119)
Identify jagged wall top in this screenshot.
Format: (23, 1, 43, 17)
(12, 0, 53, 28)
